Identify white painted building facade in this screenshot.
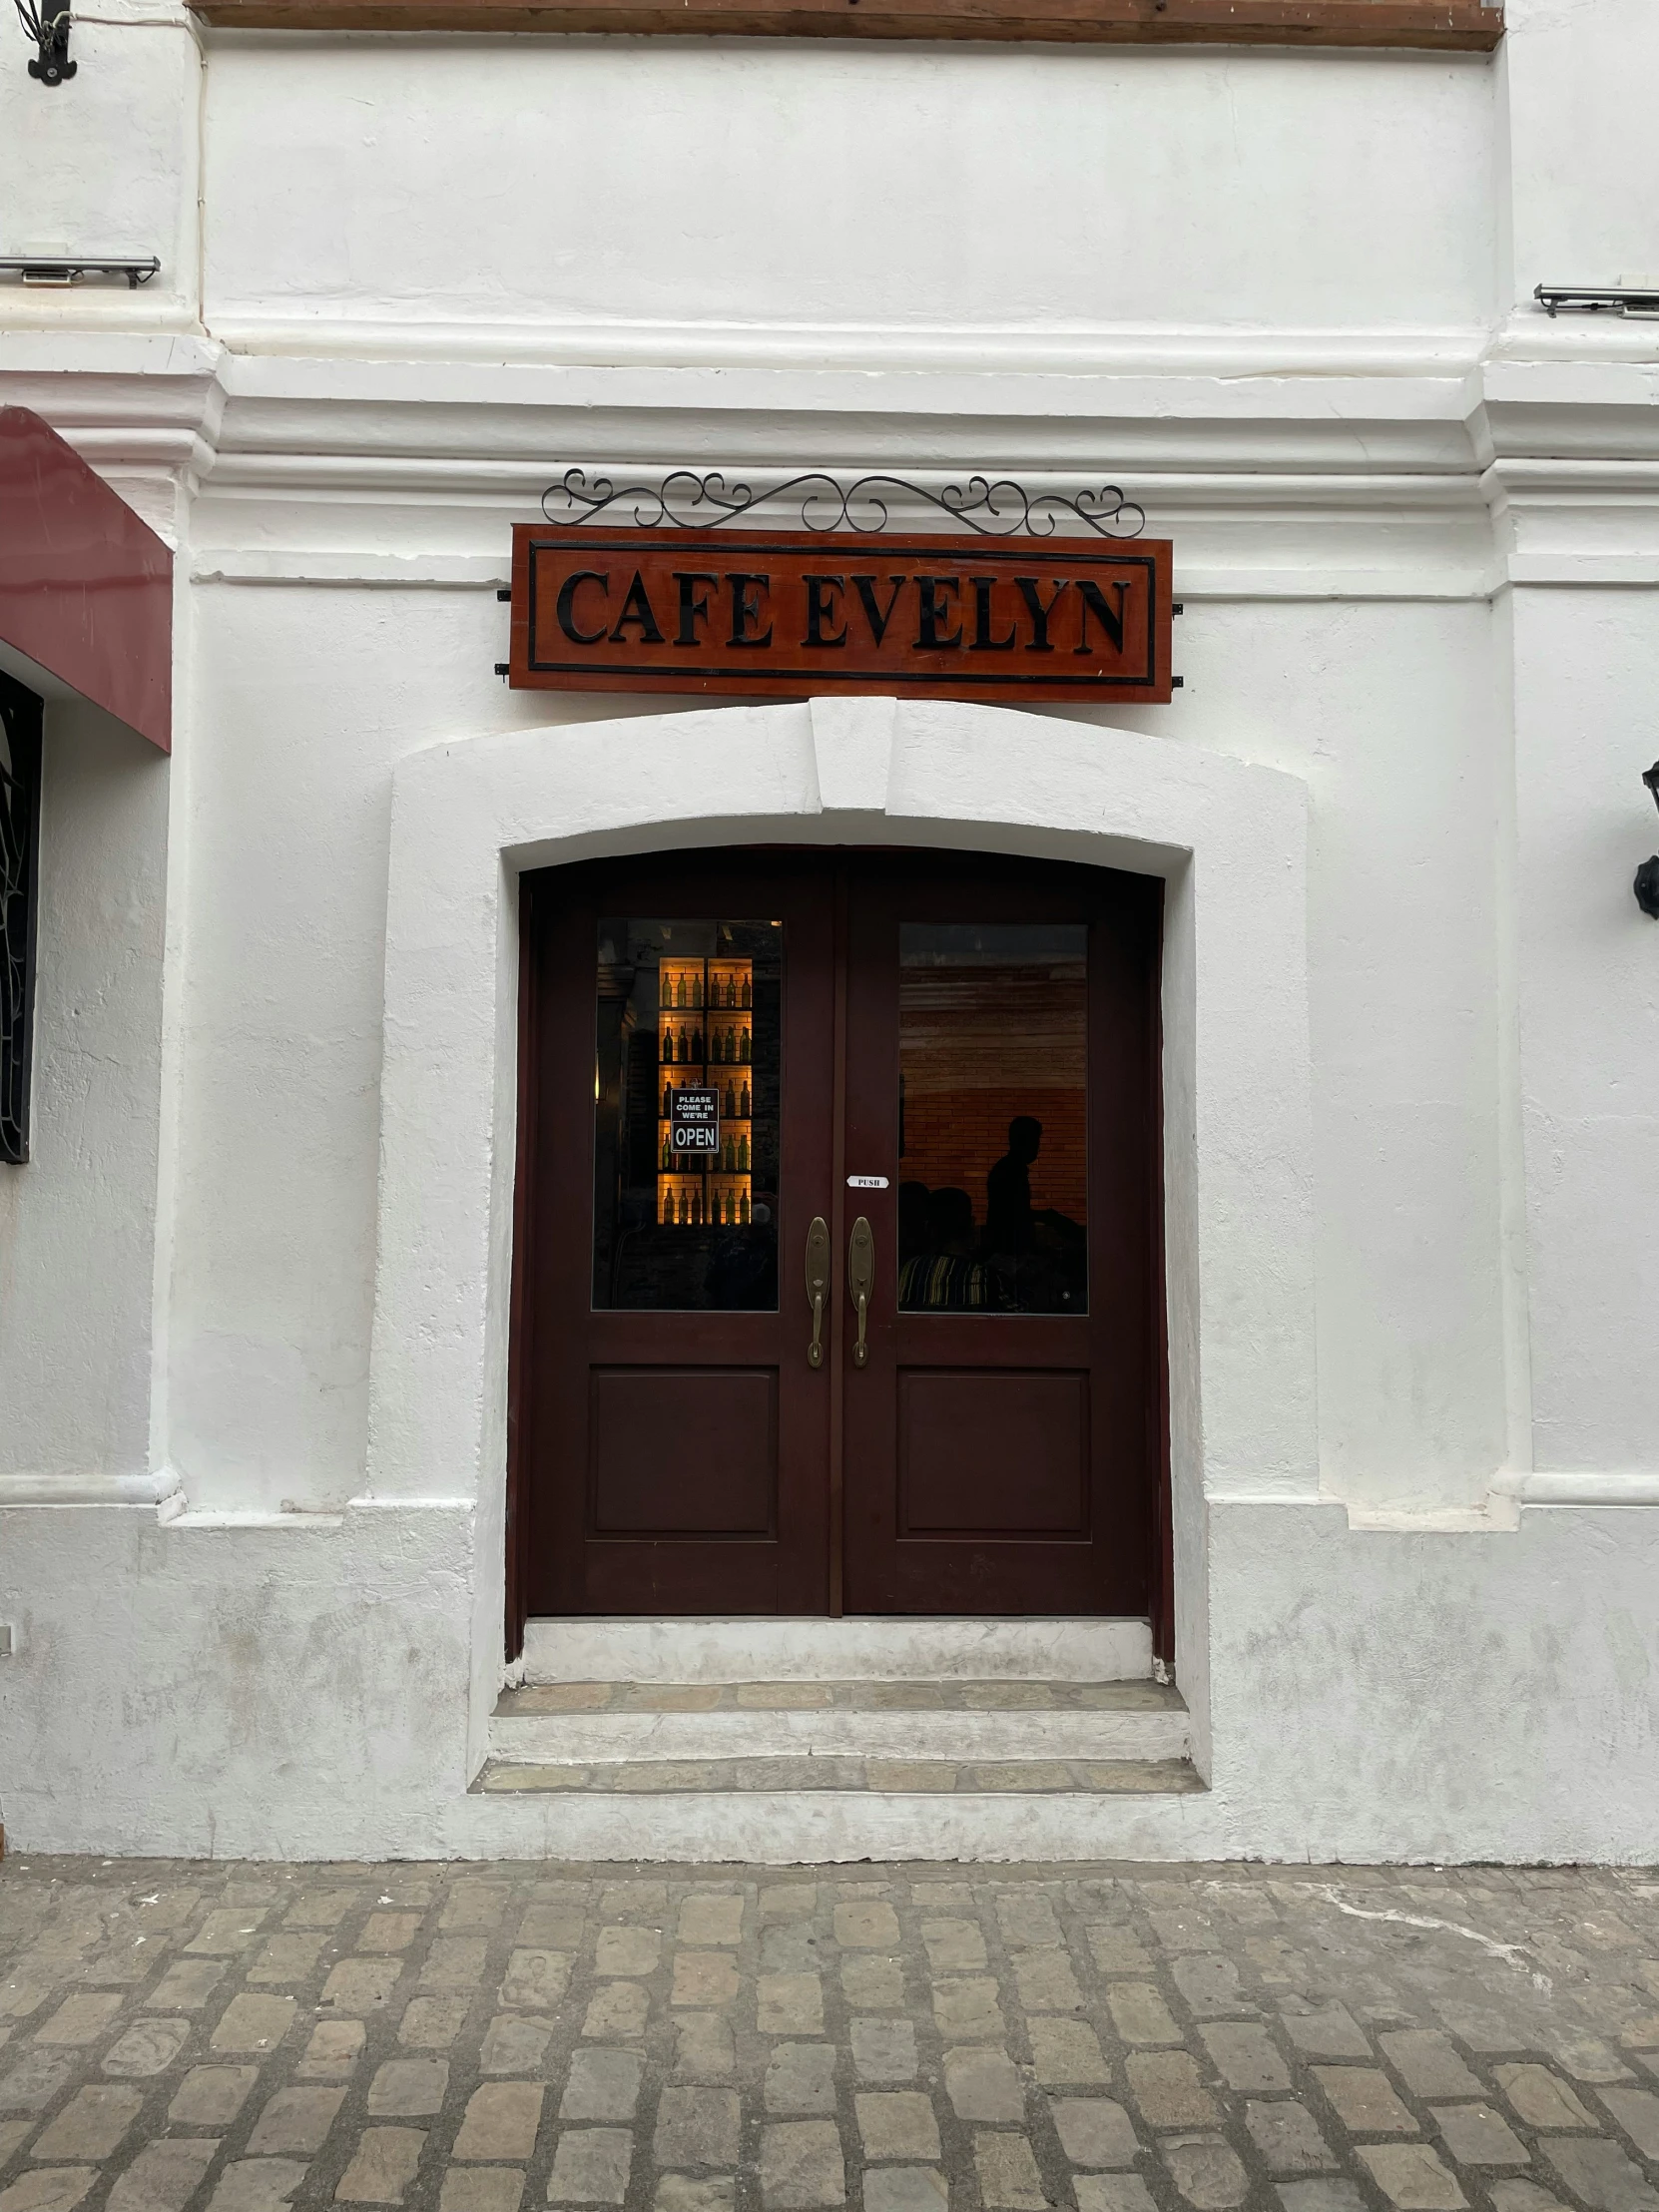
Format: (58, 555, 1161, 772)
(2, 0, 1658, 1863)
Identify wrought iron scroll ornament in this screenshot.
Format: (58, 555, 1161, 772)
(541, 468, 1148, 541)
(0, 675, 43, 1165)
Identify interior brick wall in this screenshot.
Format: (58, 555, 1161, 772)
(898, 971, 1088, 1227)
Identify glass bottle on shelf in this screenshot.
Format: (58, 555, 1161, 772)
(663, 1080, 673, 1115)
(739, 1028, 751, 1064)
(741, 1190, 751, 1224)
(742, 976, 752, 1007)
(692, 1025, 704, 1063)
(740, 1081, 751, 1117)
(739, 1133, 749, 1171)
(660, 971, 670, 1008)
(693, 973, 702, 1008)
(725, 1080, 737, 1117)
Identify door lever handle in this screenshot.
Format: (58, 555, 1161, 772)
(847, 1215, 874, 1370)
(805, 1215, 830, 1370)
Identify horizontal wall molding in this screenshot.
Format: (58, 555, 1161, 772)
(188, 549, 1504, 600)
(1492, 1471, 1659, 1508)
(16, 338, 1659, 592)
(0, 1469, 183, 1507)
(192, 550, 511, 586)
(187, 0, 1503, 49)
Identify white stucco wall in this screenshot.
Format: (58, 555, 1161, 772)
(0, 701, 169, 1492)
(198, 40, 1496, 348)
(2, 0, 1658, 1862)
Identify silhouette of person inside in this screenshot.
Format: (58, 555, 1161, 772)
(899, 1187, 990, 1311)
(897, 1180, 931, 1269)
(984, 1116, 1085, 1312)
(985, 1115, 1043, 1259)
(706, 1195, 778, 1310)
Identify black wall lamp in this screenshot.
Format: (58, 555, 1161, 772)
(1635, 765, 1659, 919)
(13, 0, 74, 82)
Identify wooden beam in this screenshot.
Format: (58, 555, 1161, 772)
(185, 0, 1504, 48)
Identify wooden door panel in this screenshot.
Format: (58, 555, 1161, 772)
(589, 1368, 778, 1536)
(840, 852, 1162, 1617)
(897, 1370, 1089, 1536)
(519, 854, 835, 1616)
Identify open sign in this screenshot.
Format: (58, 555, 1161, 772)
(669, 1087, 721, 1155)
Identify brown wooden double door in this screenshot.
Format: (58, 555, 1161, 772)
(511, 847, 1165, 1631)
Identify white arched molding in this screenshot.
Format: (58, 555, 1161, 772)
(364, 696, 1316, 1784)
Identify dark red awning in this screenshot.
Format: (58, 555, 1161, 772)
(0, 405, 173, 753)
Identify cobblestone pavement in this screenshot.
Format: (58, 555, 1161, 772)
(4, 1859, 1659, 2212)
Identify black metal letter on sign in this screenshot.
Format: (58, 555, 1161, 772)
(0, 673, 42, 1165)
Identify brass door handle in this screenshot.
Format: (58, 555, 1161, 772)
(805, 1215, 830, 1370)
(848, 1215, 874, 1370)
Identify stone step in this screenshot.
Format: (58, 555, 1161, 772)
(521, 1616, 1153, 1686)
(475, 1753, 1202, 1796)
(489, 1678, 1189, 1765)
(458, 1746, 1212, 1860)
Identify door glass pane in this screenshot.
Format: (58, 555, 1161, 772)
(594, 919, 782, 1312)
(898, 922, 1088, 1315)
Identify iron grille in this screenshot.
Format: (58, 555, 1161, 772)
(0, 672, 42, 1165)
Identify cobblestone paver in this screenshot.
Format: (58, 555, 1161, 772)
(3, 1859, 1659, 2212)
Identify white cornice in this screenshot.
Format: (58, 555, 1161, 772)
(8, 324, 1659, 589)
(209, 317, 1491, 383)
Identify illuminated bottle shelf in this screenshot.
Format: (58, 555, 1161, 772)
(657, 954, 755, 1229)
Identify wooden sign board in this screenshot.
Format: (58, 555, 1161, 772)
(508, 525, 1174, 705)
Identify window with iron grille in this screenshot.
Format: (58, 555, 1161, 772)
(0, 672, 42, 1166)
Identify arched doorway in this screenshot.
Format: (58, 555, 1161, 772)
(508, 844, 1166, 1631)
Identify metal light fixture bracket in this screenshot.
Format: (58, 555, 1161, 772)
(0, 258, 159, 287)
(1634, 763, 1659, 919)
(15, 0, 76, 82)
(1536, 284, 1659, 321)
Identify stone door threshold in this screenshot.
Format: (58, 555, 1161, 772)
(474, 1754, 1203, 1794)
